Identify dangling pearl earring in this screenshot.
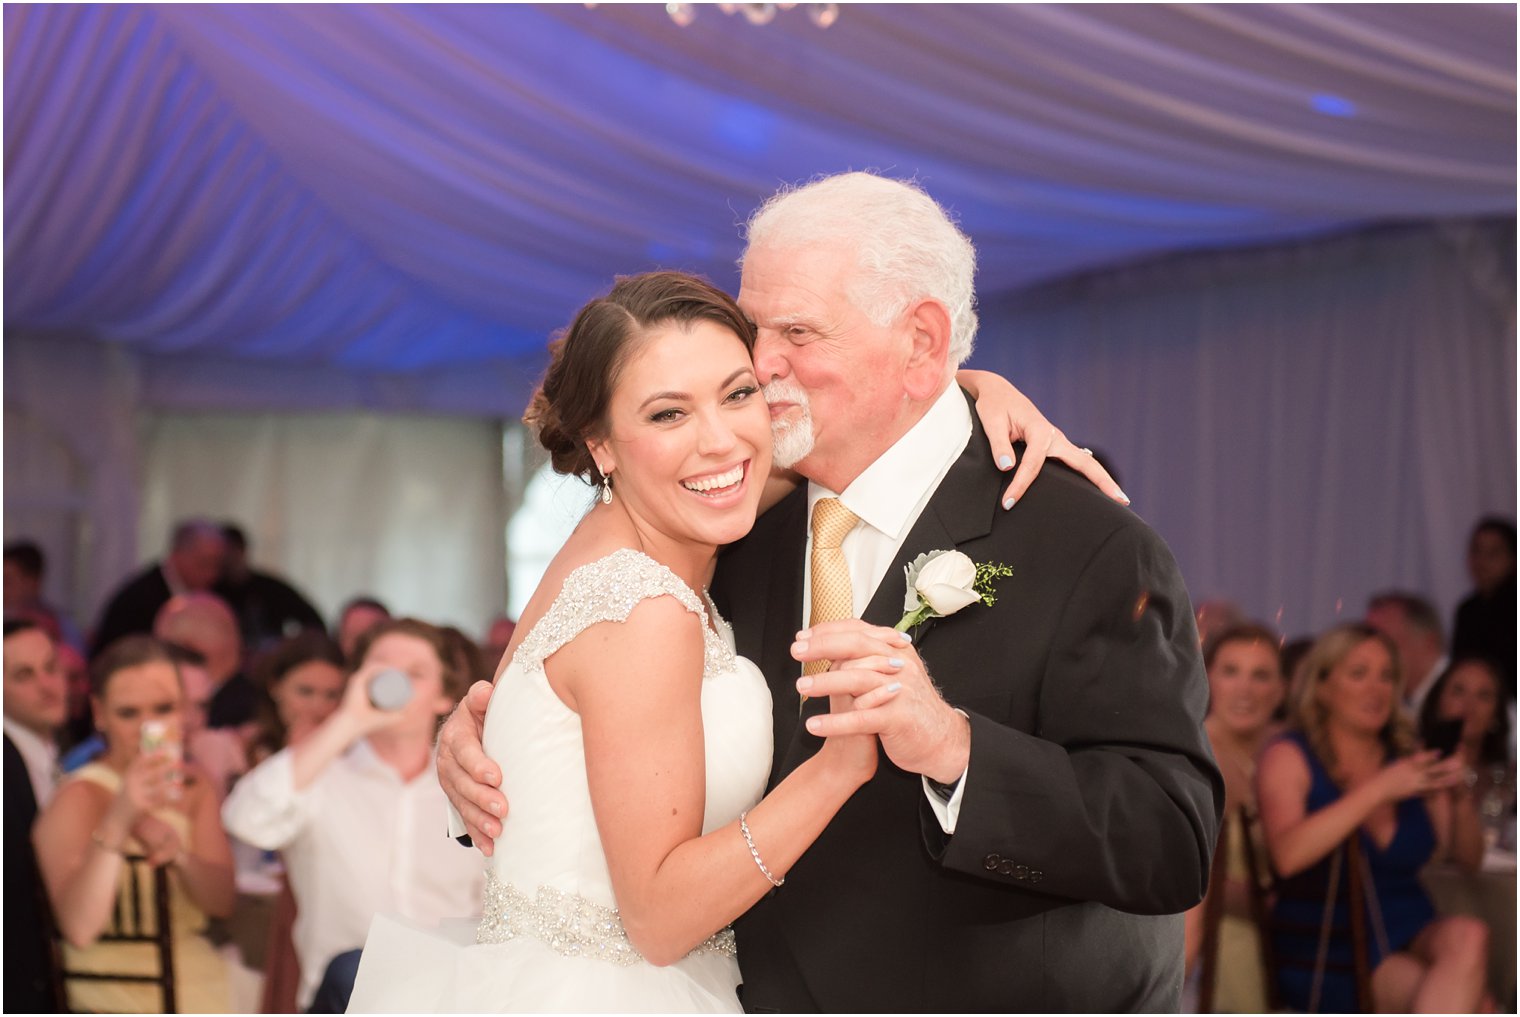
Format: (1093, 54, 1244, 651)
(597, 465, 613, 505)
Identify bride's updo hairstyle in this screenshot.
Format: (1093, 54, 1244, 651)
(525, 271, 756, 482)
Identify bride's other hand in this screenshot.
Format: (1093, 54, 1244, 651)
(437, 680, 507, 855)
(956, 368, 1128, 510)
(817, 680, 892, 784)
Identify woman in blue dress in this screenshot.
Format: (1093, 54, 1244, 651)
(1257, 623, 1490, 1012)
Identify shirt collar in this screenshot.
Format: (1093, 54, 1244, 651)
(808, 384, 971, 541)
(2, 715, 55, 760)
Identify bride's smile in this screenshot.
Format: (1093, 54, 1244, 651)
(589, 319, 773, 554)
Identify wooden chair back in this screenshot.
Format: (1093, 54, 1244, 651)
(54, 855, 178, 1012)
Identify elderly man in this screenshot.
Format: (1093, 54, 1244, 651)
(441, 172, 1219, 1011)
(1366, 590, 1448, 716)
(154, 592, 256, 730)
(89, 518, 228, 656)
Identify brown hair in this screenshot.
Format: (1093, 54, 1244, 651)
(89, 635, 180, 698)
(350, 618, 470, 703)
(1286, 623, 1416, 778)
(1204, 622, 1283, 672)
(524, 271, 756, 482)
(249, 631, 347, 758)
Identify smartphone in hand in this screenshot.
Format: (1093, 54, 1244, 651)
(1424, 717, 1464, 759)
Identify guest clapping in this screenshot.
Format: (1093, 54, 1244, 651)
(33, 636, 235, 1013)
(1257, 624, 1488, 1013)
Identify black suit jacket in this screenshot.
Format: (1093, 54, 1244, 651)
(4, 734, 62, 1011)
(712, 392, 1222, 1013)
(90, 563, 172, 657)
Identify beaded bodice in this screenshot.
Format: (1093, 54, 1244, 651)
(511, 547, 737, 681)
(477, 547, 772, 966)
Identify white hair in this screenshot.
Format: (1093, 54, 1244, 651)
(742, 172, 979, 367)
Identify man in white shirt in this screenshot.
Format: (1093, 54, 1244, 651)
(223, 619, 483, 1011)
(3, 619, 65, 806)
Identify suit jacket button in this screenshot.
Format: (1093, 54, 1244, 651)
(1029, 869, 1044, 884)
(997, 860, 1014, 876)
(983, 854, 1001, 872)
(1013, 864, 1029, 881)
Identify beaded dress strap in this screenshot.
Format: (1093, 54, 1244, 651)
(512, 548, 735, 678)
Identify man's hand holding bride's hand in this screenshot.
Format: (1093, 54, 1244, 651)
(793, 620, 970, 786)
(437, 679, 508, 855)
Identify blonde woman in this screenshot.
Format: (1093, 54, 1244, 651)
(1257, 623, 1489, 1012)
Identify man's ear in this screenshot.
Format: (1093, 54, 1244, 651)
(902, 298, 953, 401)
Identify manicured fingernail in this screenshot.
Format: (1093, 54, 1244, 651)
(895, 631, 912, 644)
(1117, 488, 1130, 505)
(490, 801, 504, 816)
(796, 676, 814, 692)
(805, 717, 822, 734)
(795, 628, 812, 640)
(792, 639, 809, 655)
(998, 455, 1013, 471)
(885, 682, 902, 693)
(1002, 496, 1015, 510)
(888, 658, 904, 669)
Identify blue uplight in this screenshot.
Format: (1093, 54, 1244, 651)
(1311, 93, 1357, 117)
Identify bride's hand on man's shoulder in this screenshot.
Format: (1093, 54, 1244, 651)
(957, 367, 1128, 510)
(437, 680, 507, 855)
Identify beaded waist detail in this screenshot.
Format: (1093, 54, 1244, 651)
(475, 873, 737, 967)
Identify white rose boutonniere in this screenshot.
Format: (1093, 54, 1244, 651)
(896, 550, 1014, 632)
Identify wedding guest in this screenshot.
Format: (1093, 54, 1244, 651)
(1257, 623, 1488, 1013)
(154, 592, 256, 730)
(90, 520, 228, 657)
(4, 539, 85, 652)
(1419, 659, 1514, 841)
(334, 595, 389, 663)
(3, 618, 66, 806)
(248, 631, 348, 764)
(169, 643, 247, 800)
(1366, 591, 1447, 717)
(1451, 516, 1517, 700)
(1184, 623, 1284, 1012)
(1195, 598, 1247, 656)
(222, 618, 482, 1012)
(3, 619, 66, 1011)
(215, 523, 326, 656)
(34, 635, 235, 1013)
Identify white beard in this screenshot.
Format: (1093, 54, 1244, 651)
(763, 379, 816, 470)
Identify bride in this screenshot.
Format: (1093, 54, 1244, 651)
(348, 270, 1110, 1012)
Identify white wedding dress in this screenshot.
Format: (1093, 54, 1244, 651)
(348, 549, 774, 1013)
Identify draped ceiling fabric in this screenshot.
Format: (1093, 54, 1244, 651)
(3, 4, 1515, 632)
(5, 3, 1515, 404)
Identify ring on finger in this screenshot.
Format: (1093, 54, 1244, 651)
(1080, 446, 1094, 456)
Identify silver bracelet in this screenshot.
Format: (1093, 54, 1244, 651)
(739, 810, 784, 888)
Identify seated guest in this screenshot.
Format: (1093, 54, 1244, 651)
(215, 523, 326, 656)
(1419, 658, 1514, 827)
(4, 620, 67, 1011)
(222, 619, 482, 1012)
(33, 636, 235, 1013)
(1365, 591, 1448, 717)
(1258, 624, 1489, 1013)
(249, 631, 348, 764)
(1184, 623, 1285, 1012)
(168, 644, 247, 800)
(90, 520, 228, 657)
(154, 592, 255, 732)
(4, 539, 85, 652)
(1451, 517, 1517, 701)
(333, 596, 389, 664)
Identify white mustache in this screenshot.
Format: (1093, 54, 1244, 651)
(762, 379, 810, 409)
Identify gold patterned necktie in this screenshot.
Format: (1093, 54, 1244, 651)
(804, 497, 860, 677)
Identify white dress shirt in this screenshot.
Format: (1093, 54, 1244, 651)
(3, 716, 58, 807)
(223, 739, 484, 1009)
(803, 383, 973, 833)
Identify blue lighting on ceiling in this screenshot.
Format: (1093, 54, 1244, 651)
(713, 99, 778, 154)
(1311, 93, 1357, 117)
